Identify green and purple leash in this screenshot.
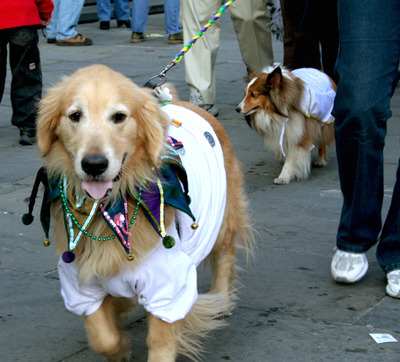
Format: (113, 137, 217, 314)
(144, 0, 236, 89)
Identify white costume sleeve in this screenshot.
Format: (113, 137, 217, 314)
(135, 242, 198, 323)
(58, 257, 108, 316)
(103, 224, 198, 324)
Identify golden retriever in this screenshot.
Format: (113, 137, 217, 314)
(36, 64, 252, 361)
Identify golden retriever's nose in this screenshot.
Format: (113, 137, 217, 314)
(81, 155, 109, 177)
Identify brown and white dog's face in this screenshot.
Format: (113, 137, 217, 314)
(236, 66, 288, 126)
(37, 65, 170, 200)
(236, 74, 269, 117)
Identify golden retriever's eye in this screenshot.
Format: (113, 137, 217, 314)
(250, 92, 256, 98)
(112, 112, 127, 124)
(69, 112, 81, 122)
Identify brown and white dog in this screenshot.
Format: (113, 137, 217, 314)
(35, 64, 252, 362)
(236, 66, 336, 184)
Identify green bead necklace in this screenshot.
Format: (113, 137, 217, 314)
(59, 178, 142, 245)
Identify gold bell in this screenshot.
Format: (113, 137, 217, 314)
(127, 253, 134, 261)
(43, 238, 51, 247)
(191, 222, 198, 230)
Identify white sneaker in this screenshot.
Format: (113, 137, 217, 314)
(386, 270, 400, 298)
(189, 86, 219, 117)
(331, 249, 368, 283)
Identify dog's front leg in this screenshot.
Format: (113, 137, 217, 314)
(147, 313, 177, 362)
(84, 296, 131, 362)
(274, 146, 311, 184)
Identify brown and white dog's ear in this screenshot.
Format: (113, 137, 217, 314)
(135, 95, 170, 167)
(266, 66, 283, 87)
(37, 83, 64, 157)
(246, 68, 257, 82)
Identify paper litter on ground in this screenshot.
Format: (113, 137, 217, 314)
(369, 333, 398, 344)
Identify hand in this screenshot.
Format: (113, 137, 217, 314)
(41, 18, 51, 26)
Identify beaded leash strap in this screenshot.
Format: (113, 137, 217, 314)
(174, 0, 235, 63)
(145, 0, 236, 89)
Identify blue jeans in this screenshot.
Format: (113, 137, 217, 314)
(97, 0, 130, 22)
(46, 0, 85, 40)
(131, 0, 182, 35)
(333, 0, 400, 273)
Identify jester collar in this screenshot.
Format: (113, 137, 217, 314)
(22, 147, 196, 263)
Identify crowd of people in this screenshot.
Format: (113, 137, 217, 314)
(1, 0, 400, 300)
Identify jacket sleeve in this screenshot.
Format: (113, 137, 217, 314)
(34, 0, 54, 19)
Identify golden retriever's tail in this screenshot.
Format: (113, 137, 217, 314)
(173, 292, 231, 361)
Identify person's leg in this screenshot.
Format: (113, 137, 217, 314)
(46, 0, 59, 40)
(114, 0, 131, 21)
(230, 0, 274, 72)
(130, 0, 149, 33)
(97, 0, 112, 22)
(55, 0, 85, 40)
(164, 0, 182, 35)
(378, 158, 400, 274)
(181, 0, 220, 106)
(332, 0, 400, 279)
(280, 0, 321, 70)
(0, 30, 8, 104)
(9, 27, 42, 142)
(317, 0, 339, 81)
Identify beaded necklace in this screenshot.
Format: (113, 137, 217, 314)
(59, 175, 142, 263)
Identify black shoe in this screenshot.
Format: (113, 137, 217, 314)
(100, 21, 110, 30)
(117, 20, 130, 28)
(19, 130, 36, 146)
(47, 38, 56, 44)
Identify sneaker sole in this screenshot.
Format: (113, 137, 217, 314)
(333, 261, 368, 284)
(130, 39, 146, 43)
(386, 284, 400, 298)
(19, 138, 35, 146)
(55, 40, 93, 46)
(167, 40, 183, 44)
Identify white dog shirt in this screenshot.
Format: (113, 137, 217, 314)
(58, 104, 227, 323)
(279, 68, 336, 156)
(292, 68, 335, 125)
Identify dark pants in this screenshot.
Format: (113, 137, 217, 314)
(0, 26, 42, 133)
(333, 0, 400, 273)
(280, 0, 339, 81)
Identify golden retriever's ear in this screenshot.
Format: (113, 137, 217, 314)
(37, 85, 63, 157)
(136, 97, 170, 167)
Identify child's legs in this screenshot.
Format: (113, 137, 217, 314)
(9, 27, 42, 133)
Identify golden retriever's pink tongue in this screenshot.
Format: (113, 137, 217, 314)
(82, 180, 113, 200)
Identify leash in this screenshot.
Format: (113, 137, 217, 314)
(144, 0, 236, 90)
